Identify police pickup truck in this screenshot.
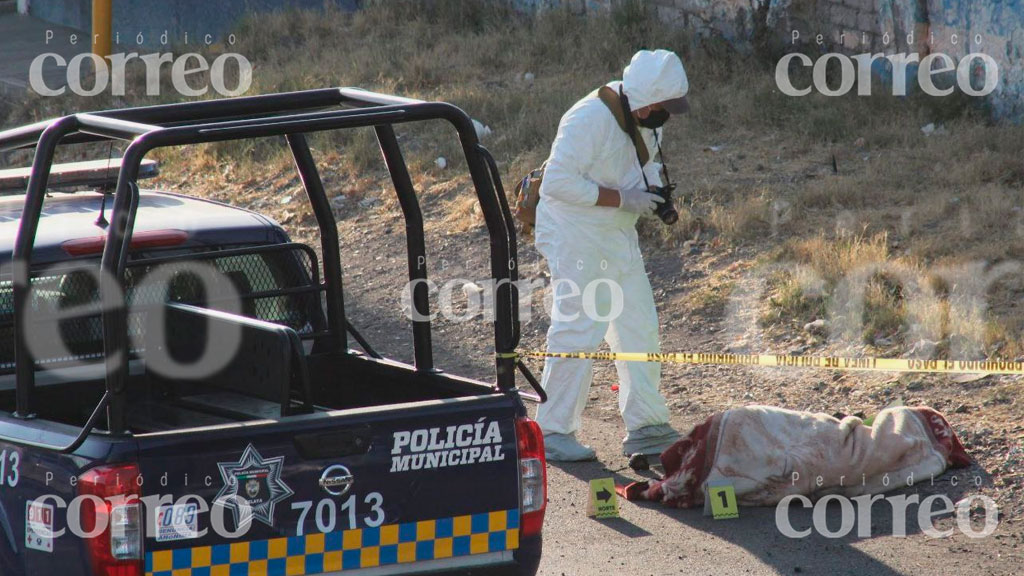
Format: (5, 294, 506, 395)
(0, 88, 545, 576)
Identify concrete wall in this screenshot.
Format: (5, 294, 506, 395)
(27, 0, 358, 48)
(535, 0, 1024, 119)
(554, 0, 771, 46)
(906, 0, 1024, 119)
(25, 0, 1024, 118)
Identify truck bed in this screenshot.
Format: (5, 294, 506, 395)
(0, 346, 495, 435)
(128, 392, 324, 432)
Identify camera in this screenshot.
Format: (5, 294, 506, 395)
(650, 183, 678, 225)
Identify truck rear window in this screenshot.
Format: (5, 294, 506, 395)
(0, 244, 325, 373)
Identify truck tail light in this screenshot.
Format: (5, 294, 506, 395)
(516, 417, 547, 537)
(62, 229, 188, 257)
(78, 463, 143, 576)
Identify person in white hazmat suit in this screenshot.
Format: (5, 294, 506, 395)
(535, 49, 689, 461)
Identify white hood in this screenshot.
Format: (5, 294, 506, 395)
(621, 49, 689, 111)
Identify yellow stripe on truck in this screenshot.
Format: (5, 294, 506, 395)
(146, 508, 520, 576)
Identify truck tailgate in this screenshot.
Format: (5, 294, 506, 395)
(136, 394, 523, 575)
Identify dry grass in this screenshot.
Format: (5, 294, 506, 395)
(684, 280, 734, 317)
(782, 232, 890, 286)
(758, 268, 827, 333)
(3, 0, 1024, 358)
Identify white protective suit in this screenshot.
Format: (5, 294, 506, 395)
(535, 50, 688, 436)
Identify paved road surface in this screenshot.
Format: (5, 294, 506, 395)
(1, 8, 1020, 574)
(0, 11, 81, 96)
(534, 409, 1023, 576)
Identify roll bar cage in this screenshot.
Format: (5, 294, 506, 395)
(0, 87, 539, 451)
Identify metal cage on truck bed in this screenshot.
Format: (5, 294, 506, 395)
(0, 87, 542, 452)
(0, 243, 326, 371)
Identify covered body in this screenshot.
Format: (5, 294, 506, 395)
(621, 405, 971, 507)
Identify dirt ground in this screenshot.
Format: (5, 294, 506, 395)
(330, 184, 1024, 574)
(537, 411, 1024, 576)
(151, 133, 1024, 572)
(2, 2, 1021, 572)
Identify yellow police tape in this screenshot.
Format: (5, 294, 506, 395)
(499, 351, 1024, 375)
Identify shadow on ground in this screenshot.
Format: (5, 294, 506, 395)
(551, 460, 992, 575)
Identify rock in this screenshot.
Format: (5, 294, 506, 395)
(726, 339, 749, 353)
(921, 123, 936, 135)
(803, 318, 827, 335)
(462, 281, 485, 303)
(523, 71, 535, 84)
(951, 372, 990, 383)
(435, 156, 447, 169)
(628, 453, 650, 471)
(907, 339, 940, 355)
(359, 196, 379, 208)
(330, 195, 347, 209)
(906, 380, 925, 391)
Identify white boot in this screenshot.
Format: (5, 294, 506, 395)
(622, 424, 681, 456)
(544, 433, 597, 462)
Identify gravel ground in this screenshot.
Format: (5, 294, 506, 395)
(168, 153, 1024, 574)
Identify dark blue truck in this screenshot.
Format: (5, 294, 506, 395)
(0, 88, 546, 576)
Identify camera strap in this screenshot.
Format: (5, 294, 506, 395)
(614, 86, 667, 191)
(597, 85, 648, 163)
(654, 131, 669, 184)
(596, 84, 670, 189)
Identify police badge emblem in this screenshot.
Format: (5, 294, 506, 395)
(215, 444, 294, 528)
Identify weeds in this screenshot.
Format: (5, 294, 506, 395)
(685, 280, 734, 317)
(759, 269, 826, 331)
(3, 0, 1024, 357)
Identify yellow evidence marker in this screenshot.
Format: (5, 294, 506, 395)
(587, 478, 619, 519)
(706, 483, 739, 519)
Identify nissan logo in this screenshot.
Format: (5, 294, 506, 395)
(319, 464, 354, 496)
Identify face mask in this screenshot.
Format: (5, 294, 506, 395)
(638, 109, 670, 129)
